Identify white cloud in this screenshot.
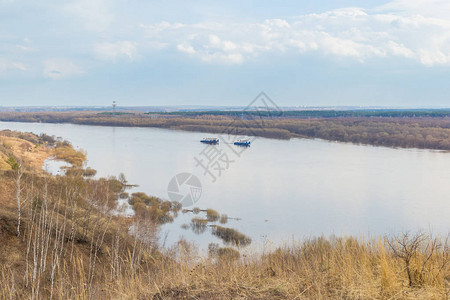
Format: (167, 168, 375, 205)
(43, 59, 83, 79)
(65, 0, 113, 32)
(379, 0, 450, 19)
(137, 3, 450, 66)
(4, 0, 450, 73)
(201, 52, 244, 65)
(177, 43, 196, 55)
(0, 59, 28, 74)
(11, 62, 27, 71)
(94, 41, 137, 61)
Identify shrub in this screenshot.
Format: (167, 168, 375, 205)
(191, 217, 208, 234)
(119, 192, 129, 199)
(39, 133, 56, 146)
(54, 144, 86, 167)
(65, 167, 83, 177)
(206, 209, 220, 222)
(211, 226, 251, 247)
(82, 167, 97, 177)
(129, 192, 160, 206)
(219, 214, 228, 224)
(7, 155, 19, 170)
(107, 177, 123, 193)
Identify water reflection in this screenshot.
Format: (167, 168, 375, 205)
(42, 158, 71, 176)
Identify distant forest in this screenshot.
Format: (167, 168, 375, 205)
(147, 109, 450, 118)
(1, 110, 450, 150)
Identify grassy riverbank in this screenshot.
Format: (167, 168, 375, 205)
(0, 131, 449, 299)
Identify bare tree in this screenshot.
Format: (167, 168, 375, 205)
(15, 160, 24, 237)
(386, 231, 444, 287)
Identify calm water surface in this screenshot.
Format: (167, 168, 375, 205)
(1, 121, 449, 249)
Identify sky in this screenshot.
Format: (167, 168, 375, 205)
(1, 0, 450, 108)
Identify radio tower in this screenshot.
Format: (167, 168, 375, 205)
(112, 101, 117, 115)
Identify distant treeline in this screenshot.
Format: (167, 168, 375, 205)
(146, 109, 450, 118)
(97, 112, 136, 116)
(1, 111, 450, 150)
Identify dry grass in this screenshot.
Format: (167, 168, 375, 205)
(54, 144, 86, 167)
(0, 136, 52, 171)
(107, 235, 449, 300)
(0, 234, 441, 300)
(0, 170, 448, 300)
(0, 132, 449, 299)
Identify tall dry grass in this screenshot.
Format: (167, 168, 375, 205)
(1, 228, 448, 299)
(0, 132, 449, 299)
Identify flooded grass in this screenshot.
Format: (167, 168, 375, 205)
(190, 217, 209, 234)
(181, 208, 249, 245)
(128, 192, 180, 224)
(219, 214, 228, 224)
(211, 226, 252, 247)
(54, 141, 86, 167)
(206, 209, 220, 222)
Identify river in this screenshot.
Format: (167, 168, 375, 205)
(1, 121, 449, 250)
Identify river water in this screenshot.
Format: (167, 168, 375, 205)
(1, 121, 449, 250)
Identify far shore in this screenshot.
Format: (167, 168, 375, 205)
(1, 110, 450, 151)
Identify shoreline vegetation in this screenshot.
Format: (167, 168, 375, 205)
(1, 110, 450, 150)
(0, 130, 449, 299)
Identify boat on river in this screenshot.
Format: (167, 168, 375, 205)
(234, 139, 251, 146)
(200, 138, 219, 144)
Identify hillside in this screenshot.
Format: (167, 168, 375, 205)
(0, 131, 448, 299)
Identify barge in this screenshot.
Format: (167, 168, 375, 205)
(234, 139, 251, 146)
(200, 138, 219, 144)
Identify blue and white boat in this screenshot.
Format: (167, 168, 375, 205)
(234, 139, 251, 146)
(200, 137, 219, 144)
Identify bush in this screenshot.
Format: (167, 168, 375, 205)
(65, 167, 83, 177)
(107, 177, 123, 193)
(129, 192, 160, 206)
(219, 214, 228, 224)
(7, 155, 19, 170)
(129, 192, 176, 224)
(119, 192, 129, 199)
(191, 217, 208, 234)
(82, 167, 97, 177)
(211, 226, 251, 247)
(54, 144, 86, 167)
(39, 133, 56, 146)
(206, 209, 220, 222)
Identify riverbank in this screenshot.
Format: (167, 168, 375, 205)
(1, 111, 450, 151)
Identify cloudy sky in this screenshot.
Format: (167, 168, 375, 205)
(1, 0, 450, 107)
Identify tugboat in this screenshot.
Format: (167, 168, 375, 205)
(234, 139, 251, 146)
(200, 137, 219, 144)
